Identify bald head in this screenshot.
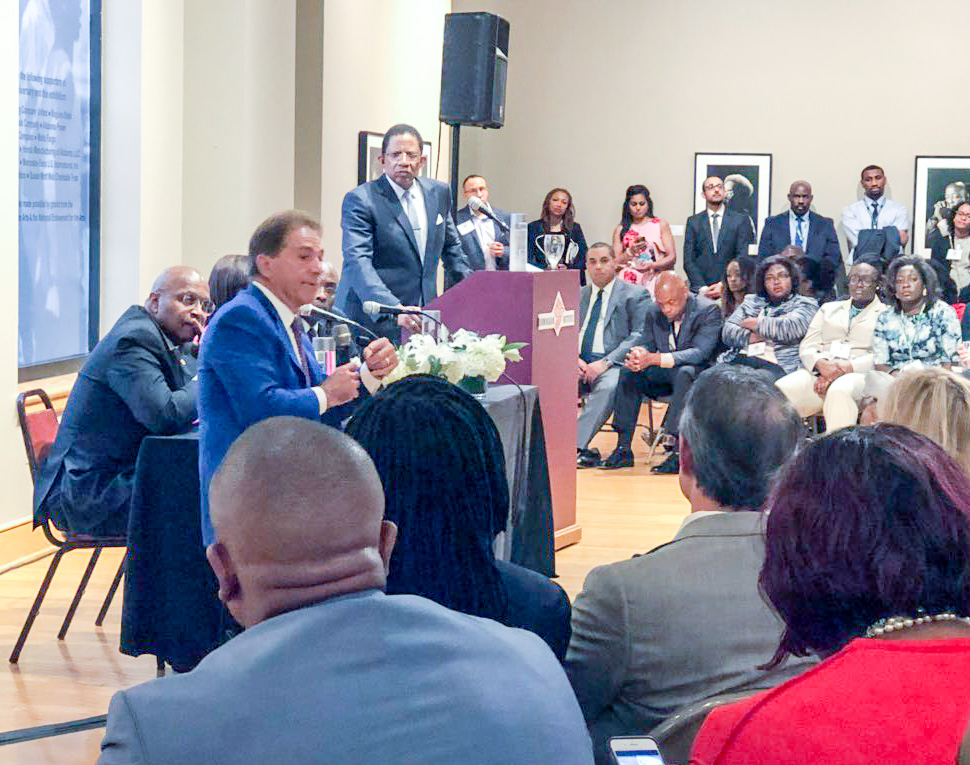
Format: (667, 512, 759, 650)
(207, 417, 395, 627)
(788, 180, 813, 216)
(654, 272, 688, 321)
(145, 266, 210, 343)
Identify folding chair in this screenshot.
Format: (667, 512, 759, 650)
(9, 389, 127, 663)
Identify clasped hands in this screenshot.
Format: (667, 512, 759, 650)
(623, 346, 661, 373)
(812, 358, 853, 397)
(320, 337, 398, 406)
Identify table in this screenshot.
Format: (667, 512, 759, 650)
(120, 383, 555, 669)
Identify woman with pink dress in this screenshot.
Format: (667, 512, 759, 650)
(611, 184, 676, 298)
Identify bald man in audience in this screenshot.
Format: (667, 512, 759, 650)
(98, 417, 595, 765)
(601, 272, 721, 472)
(567, 366, 817, 765)
(34, 266, 210, 536)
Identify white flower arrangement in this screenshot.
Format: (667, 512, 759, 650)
(381, 329, 526, 388)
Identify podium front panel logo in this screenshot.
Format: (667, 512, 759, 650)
(537, 291, 576, 336)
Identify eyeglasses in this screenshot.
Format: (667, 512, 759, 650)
(173, 292, 216, 315)
(385, 151, 421, 162)
(848, 276, 876, 286)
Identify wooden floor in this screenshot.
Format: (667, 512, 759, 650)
(0, 418, 689, 763)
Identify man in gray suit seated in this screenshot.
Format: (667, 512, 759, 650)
(98, 417, 594, 765)
(577, 242, 651, 468)
(566, 365, 817, 765)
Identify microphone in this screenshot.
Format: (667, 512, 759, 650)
(300, 305, 379, 341)
(362, 302, 446, 337)
(332, 323, 353, 366)
(467, 195, 509, 232)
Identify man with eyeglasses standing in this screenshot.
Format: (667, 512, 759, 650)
(775, 261, 888, 432)
(335, 123, 471, 340)
(684, 176, 755, 298)
(34, 267, 212, 537)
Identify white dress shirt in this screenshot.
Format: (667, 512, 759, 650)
(841, 196, 911, 263)
(578, 278, 616, 357)
(385, 174, 428, 260)
(472, 211, 498, 270)
(253, 281, 379, 414)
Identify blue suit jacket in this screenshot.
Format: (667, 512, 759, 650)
(197, 285, 349, 544)
(335, 175, 471, 338)
(757, 210, 841, 292)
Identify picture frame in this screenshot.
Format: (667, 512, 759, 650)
(357, 131, 432, 185)
(913, 156, 970, 249)
(693, 153, 772, 241)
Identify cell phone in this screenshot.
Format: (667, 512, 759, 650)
(608, 736, 665, 765)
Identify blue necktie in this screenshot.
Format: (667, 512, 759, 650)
(581, 289, 603, 363)
(870, 201, 880, 229)
(795, 216, 804, 249)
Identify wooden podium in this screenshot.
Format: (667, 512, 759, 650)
(428, 270, 581, 549)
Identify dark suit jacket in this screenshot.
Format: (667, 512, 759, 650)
(758, 210, 841, 293)
(635, 293, 722, 367)
(34, 306, 197, 534)
(683, 208, 754, 290)
(454, 204, 510, 272)
(198, 285, 351, 545)
(578, 279, 651, 364)
(335, 175, 471, 338)
(495, 559, 571, 661)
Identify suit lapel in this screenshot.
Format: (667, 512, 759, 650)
(250, 285, 307, 382)
(699, 211, 715, 253)
(603, 281, 622, 326)
(804, 212, 821, 255)
(377, 175, 421, 264)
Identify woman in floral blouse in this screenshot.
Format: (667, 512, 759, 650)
(720, 255, 819, 380)
(872, 256, 961, 373)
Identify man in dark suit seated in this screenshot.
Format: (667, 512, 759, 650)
(566, 366, 816, 765)
(454, 174, 510, 279)
(34, 267, 212, 536)
(758, 180, 841, 299)
(684, 176, 755, 298)
(600, 273, 721, 472)
(576, 243, 650, 468)
(335, 123, 471, 340)
(98, 417, 595, 765)
(198, 211, 398, 546)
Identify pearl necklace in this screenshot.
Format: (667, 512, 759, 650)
(865, 611, 970, 638)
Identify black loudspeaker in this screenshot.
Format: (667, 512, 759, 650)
(440, 12, 509, 128)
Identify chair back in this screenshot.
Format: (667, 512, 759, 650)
(17, 389, 59, 482)
(649, 688, 768, 763)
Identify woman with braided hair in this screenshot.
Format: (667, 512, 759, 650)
(346, 375, 571, 660)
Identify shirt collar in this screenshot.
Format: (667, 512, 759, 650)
(253, 280, 298, 329)
(789, 209, 808, 223)
(677, 509, 727, 535)
(385, 174, 417, 201)
(592, 277, 616, 302)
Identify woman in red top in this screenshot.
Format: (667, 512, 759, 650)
(690, 424, 970, 765)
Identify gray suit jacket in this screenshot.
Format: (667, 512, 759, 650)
(579, 279, 651, 365)
(335, 175, 471, 338)
(565, 512, 816, 765)
(99, 590, 595, 765)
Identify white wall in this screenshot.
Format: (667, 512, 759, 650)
(320, 0, 451, 267)
(454, 0, 970, 260)
(2, 0, 30, 527)
(182, 0, 298, 277)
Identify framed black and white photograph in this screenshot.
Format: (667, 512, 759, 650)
(913, 156, 970, 249)
(357, 131, 432, 185)
(693, 153, 771, 240)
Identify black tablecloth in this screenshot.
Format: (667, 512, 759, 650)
(120, 384, 554, 669)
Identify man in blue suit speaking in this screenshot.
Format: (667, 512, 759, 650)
(197, 211, 398, 544)
(334, 123, 471, 340)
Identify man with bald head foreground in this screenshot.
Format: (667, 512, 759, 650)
(34, 266, 210, 535)
(97, 418, 594, 765)
(601, 272, 721, 472)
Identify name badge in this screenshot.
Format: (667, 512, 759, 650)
(947, 248, 962, 261)
(745, 342, 767, 356)
(457, 220, 474, 236)
(830, 340, 852, 359)
(747, 244, 759, 256)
